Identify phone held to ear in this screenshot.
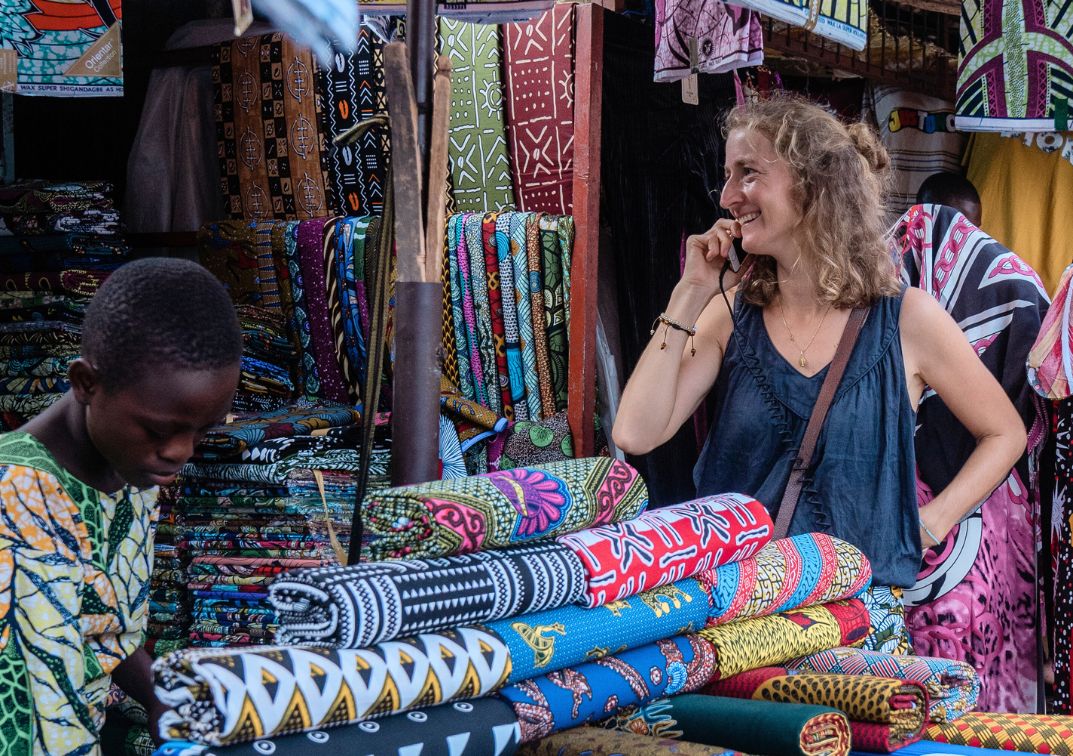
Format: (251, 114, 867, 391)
(727, 236, 749, 273)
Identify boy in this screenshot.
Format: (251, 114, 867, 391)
(0, 258, 242, 754)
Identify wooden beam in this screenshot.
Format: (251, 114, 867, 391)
(424, 55, 452, 285)
(567, 3, 603, 458)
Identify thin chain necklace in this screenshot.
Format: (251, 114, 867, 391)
(778, 298, 832, 368)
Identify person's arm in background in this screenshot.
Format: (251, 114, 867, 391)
(613, 218, 741, 454)
(900, 288, 1027, 546)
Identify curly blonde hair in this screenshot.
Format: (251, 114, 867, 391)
(724, 94, 900, 308)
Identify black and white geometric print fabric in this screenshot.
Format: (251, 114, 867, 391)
(270, 541, 587, 647)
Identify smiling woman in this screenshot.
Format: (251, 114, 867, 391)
(0, 258, 242, 755)
(612, 93, 1026, 659)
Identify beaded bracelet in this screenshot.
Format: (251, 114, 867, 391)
(650, 313, 697, 356)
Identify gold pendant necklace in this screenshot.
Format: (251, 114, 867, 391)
(778, 299, 831, 369)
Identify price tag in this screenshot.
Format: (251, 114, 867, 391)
(0, 50, 18, 93)
(682, 74, 699, 105)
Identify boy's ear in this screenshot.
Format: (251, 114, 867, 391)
(68, 358, 101, 405)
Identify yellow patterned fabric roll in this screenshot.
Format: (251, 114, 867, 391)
(924, 712, 1073, 754)
(519, 728, 740, 755)
(697, 601, 870, 681)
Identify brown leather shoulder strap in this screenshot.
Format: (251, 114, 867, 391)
(773, 306, 869, 539)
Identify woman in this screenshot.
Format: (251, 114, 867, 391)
(612, 95, 1026, 653)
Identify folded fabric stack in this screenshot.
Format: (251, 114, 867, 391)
(0, 180, 125, 237)
(151, 459, 900, 756)
(442, 211, 575, 436)
(147, 494, 189, 659)
(232, 306, 296, 413)
(144, 405, 390, 653)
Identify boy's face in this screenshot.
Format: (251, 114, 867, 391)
(77, 362, 239, 488)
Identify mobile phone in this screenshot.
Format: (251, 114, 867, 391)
(727, 236, 749, 273)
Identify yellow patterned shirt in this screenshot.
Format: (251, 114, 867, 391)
(0, 431, 157, 755)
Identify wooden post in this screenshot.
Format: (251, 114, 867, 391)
(383, 42, 442, 487)
(424, 55, 452, 285)
(567, 3, 604, 458)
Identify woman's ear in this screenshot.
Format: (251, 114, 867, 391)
(68, 358, 101, 405)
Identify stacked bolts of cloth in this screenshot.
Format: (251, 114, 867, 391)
(143, 405, 390, 655)
(0, 181, 129, 430)
(149, 457, 925, 755)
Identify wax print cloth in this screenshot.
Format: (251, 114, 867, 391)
(539, 215, 569, 411)
(270, 541, 586, 647)
(499, 634, 717, 742)
(494, 213, 527, 416)
(526, 213, 555, 417)
(296, 218, 351, 403)
(558, 493, 772, 607)
(155, 629, 511, 746)
(0, 432, 157, 755)
(499, 411, 574, 469)
(609, 694, 852, 756)
(705, 668, 926, 749)
(854, 741, 1034, 756)
(701, 533, 872, 625)
(197, 221, 281, 310)
(1028, 262, 1073, 399)
(214, 33, 330, 220)
(654, 0, 763, 82)
(718, 0, 866, 49)
(697, 600, 870, 681)
(441, 222, 464, 391)
(520, 728, 739, 756)
(465, 212, 502, 412)
(440, 19, 515, 212)
(955, 0, 1073, 131)
(333, 216, 373, 392)
(491, 576, 711, 684)
(896, 203, 1049, 712)
(784, 647, 979, 723)
(319, 28, 388, 217)
(196, 406, 362, 459)
(361, 0, 554, 23)
(152, 699, 522, 756)
(454, 213, 490, 406)
(509, 212, 543, 418)
(276, 220, 320, 397)
(1052, 399, 1073, 712)
(0, 0, 123, 95)
(924, 713, 1073, 753)
(446, 213, 480, 403)
(483, 213, 515, 419)
(503, 5, 575, 214)
(361, 458, 649, 560)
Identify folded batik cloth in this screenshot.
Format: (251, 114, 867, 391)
(499, 634, 716, 743)
(520, 728, 741, 755)
(558, 493, 772, 607)
(362, 458, 649, 560)
(196, 406, 362, 458)
(152, 698, 522, 755)
(610, 694, 851, 756)
(705, 668, 927, 751)
(697, 600, 870, 681)
(155, 630, 512, 745)
(189, 557, 325, 578)
(270, 541, 587, 647)
(181, 449, 364, 484)
(491, 577, 712, 684)
(499, 411, 575, 470)
(784, 647, 979, 723)
(441, 375, 509, 432)
(923, 712, 1073, 753)
(1028, 261, 1073, 399)
(702, 533, 872, 626)
(852, 742, 1029, 756)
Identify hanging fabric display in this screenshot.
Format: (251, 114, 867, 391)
(214, 33, 330, 221)
(955, 0, 1073, 132)
(895, 203, 1049, 713)
(503, 4, 576, 214)
(714, 0, 867, 51)
(318, 27, 389, 216)
(653, 0, 764, 82)
(440, 19, 516, 213)
(0, 0, 123, 95)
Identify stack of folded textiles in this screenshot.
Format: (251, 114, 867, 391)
(0, 215, 128, 429)
(0, 180, 124, 236)
(150, 458, 909, 756)
(144, 404, 391, 653)
(233, 305, 297, 412)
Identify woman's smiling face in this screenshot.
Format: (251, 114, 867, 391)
(719, 128, 803, 259)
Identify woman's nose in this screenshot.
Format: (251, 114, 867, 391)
(719, 179, 740, 209)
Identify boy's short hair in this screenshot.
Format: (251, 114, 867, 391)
(916, 171, 981, 208)
(80, 258, 243, 390)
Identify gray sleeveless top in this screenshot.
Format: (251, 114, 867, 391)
(693, 292, 922, 587)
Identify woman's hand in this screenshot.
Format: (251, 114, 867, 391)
(683, 218, 744, 296)
(918, 503, 953, 550)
